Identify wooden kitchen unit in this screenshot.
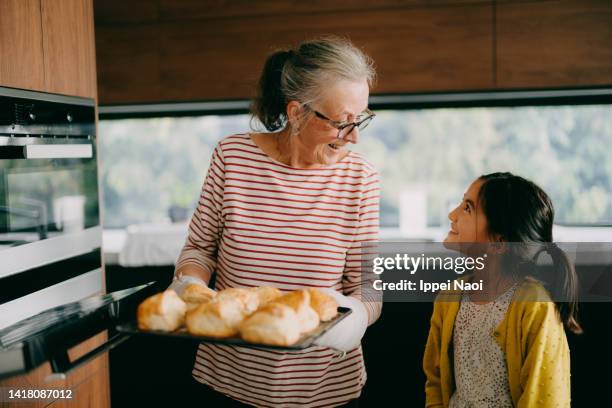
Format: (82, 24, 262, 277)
(0, 0, 108, 407)
(0, 333, 110, 408)
(0, 0, 97, 99)
(0, 0, 46, 92)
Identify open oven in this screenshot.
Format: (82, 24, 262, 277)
(0, 86, 153, 381)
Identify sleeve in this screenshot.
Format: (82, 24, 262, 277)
(423, 300, 445, 408)
(341, 169, 381, 326)
(174, 144, 226, 277)
(517, 302, 571, 408)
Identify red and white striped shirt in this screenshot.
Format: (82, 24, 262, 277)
(176, 134, 381, 407)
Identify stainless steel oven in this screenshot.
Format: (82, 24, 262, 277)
(0, 87, 101, 329)
(0, 87, 153, 380)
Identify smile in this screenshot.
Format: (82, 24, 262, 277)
(328, 143, 343, 150)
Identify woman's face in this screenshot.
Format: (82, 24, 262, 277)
(444, 179, 491, 245)
(289, 78, 370, 165)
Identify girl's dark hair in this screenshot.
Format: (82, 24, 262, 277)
(251, 37, 376, 132)
(478, 172, 582, 334)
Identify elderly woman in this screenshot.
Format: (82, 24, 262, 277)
(170, 37, 381, 407)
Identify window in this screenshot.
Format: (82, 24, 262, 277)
(99, 115, 249, 228)
(351, 104, 612, 239)
(99, 92, 612, 242)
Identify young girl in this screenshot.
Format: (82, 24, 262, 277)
(423, 172, 581, 408)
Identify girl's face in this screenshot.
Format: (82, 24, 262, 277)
(287, 78, 370, 165)
(444, 179, 492, 245)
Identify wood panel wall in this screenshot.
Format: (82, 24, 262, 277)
(94, 0, 612, 105)
(497, 0, 612, 88)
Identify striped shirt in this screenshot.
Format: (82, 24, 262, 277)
(175, 134, 381, 407)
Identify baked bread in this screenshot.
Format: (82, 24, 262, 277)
(308, 288, 339, 322)
(137, 290, 187, 332)
(185, 297, 245, 338)
(272, 290, 320, 333)
(181, 283, 217, 311)
(249, 286, 282, 306)
(215, 288, 259, 315)
(240, 303, 301, 346)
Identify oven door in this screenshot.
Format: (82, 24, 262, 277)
(0, 137, 100, 278)
(0, 87, 102, 332)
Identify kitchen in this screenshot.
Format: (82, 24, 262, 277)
(1, 0, 612, 407)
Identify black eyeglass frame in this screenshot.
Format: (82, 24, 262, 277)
(304, 105, 376, 140)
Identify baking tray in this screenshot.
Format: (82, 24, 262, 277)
(116, 306, 351, 351)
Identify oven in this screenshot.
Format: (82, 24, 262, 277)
(0, 86, 102, 329)
(0, 87, 153, 380)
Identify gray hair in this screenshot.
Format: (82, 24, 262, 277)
(251, 36, 376, 131)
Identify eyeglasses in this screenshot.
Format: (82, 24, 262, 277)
(305, 105, 375, 140)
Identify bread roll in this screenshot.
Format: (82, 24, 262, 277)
(185, 297, 245, 338)
(181, 284, 217, 311)
(249, 286, 282, 306)
(137, 290, 187, 332)
(308, 288, 339, 322)
(215, 288, 259, 315)
(240, 303, 301, 346)
(272, 290, 319, 333)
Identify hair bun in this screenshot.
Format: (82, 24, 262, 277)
(251, 49, 294, 131)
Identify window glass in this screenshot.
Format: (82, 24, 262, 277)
(99, 115, 249, 228)
(99, 105, 612, 239)
(351, 105, 612, 234)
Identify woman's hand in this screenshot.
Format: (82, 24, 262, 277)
(168, 264, 213, 297)
(313, 288, 369, 352)
(168, 274, 211, 297)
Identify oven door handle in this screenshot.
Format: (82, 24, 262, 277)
(0, 144, 93, 160)
(23, 144, 93, 159)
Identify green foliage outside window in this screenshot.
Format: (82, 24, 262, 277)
(99, 105, 612, 230)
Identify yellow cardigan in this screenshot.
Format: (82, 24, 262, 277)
(423, 277, 570, 408)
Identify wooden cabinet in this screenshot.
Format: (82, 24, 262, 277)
(41, 0, 97, 98)
(0, 332, 110, 408)
(0, 0, 46, 91)
(49, 332, 110, 408)
(0, 0, 97, 99)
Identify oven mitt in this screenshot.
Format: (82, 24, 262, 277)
(312, 288, 369, 352)
(167, 274, 211, 297)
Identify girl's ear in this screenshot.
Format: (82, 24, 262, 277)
(490, 234, 507, 254)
